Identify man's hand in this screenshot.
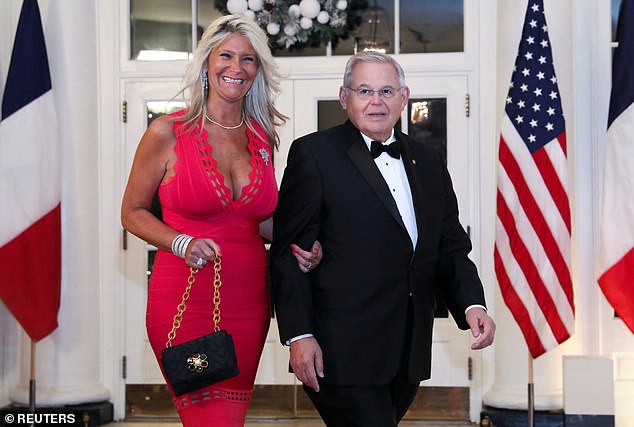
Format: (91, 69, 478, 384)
(466, 307, 496, 350)
(290, 337, 324, 392)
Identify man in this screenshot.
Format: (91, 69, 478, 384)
(270, 52, 495, 426)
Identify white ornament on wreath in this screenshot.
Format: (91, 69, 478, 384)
(266, 22, 280, 35)
(226, 0, 248, 14)
(288, 4, 301, 19)
(220, 0, 353, 50)
(299, 0, 321, 19)
(284, 23, 298, 36)
(300, 17, 313, 30)
(247, 0, 264, 11)
(317, 10, 330, 24)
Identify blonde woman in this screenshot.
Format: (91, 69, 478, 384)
(121, 15, 321, 426)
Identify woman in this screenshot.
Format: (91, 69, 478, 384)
(121, 15, 320, 426)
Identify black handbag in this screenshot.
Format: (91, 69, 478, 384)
(160, 258, 239, 396)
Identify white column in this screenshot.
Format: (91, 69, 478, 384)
(11, 321, 109, 405)
(9, 0, 108, 406)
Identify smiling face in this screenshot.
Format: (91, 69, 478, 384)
(206, 33, 258, 105)
(339, 61, 409, 142)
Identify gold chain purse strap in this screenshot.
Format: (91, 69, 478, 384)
(166, 257, 222, 348)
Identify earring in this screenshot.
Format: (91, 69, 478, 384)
(200, 69, 208, 98)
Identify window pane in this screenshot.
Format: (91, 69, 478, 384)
(198, 1, 228, 34)
(353, 0, 394, 54)
(399, 0, 463, 54)
(130, 0, 193, 60)
(317, 100, 347, 131)
(130, 1, 466, 59)
(269, 1, 403, 56)
(612, 0, 622, 42)
(146, 101, 185, 126)
(408, 98, 447, 164)
(145, 101, 185, 223)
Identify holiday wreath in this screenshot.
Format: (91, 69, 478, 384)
(214, 0, 367, 51)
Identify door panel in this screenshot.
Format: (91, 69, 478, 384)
(255, 79, 297, 385)
(123, 80, 183, 384)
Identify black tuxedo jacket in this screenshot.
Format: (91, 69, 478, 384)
(270, 120, 486, 386)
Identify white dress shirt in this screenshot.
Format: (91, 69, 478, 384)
(361, 131, 418, 247)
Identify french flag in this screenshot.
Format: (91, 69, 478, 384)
(0, 0, 61, 342)
(597, 0, 634, 334)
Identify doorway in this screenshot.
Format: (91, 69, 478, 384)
(121, 75, 476, 421)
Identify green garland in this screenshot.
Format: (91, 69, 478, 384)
(214, 0, 367, 52)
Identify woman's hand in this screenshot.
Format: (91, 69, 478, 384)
(185, 238, 222, 269)
(291, 241, 323, 273)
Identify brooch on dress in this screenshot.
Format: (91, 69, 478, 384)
(259, 148, 270, 166)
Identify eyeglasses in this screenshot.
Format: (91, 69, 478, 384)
(346, 86, 403, 99)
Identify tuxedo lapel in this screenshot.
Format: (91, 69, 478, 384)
(398, 133, 426, 253)
(344, 124, 407, 232)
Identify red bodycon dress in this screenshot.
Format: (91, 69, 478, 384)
(146, 112, 277, 426)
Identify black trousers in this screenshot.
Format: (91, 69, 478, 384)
(303, 368, 419, 427)
(304, 301, 418, 427)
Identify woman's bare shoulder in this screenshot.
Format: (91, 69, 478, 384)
(145, 114, 178, 144)
(138, 119, 188, 166)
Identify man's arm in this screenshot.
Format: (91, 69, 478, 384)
(270, 138, 323, 343)
(433, 150, 488, 328)
(270, 139, 326, 391)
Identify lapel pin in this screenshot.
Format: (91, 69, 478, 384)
(412, 159, 416, 165)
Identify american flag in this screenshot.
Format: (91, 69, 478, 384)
(494, 0, 574, 358)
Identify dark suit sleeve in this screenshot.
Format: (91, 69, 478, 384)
(434, 154, 486, 330)
(270, 138, 322, 343)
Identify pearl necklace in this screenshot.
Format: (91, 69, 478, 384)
(204, 111, 245, 130)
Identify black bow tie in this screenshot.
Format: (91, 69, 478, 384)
(370, 140, 401, 159)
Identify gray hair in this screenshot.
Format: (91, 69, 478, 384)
(342, 52, 406, 89)
(179, 15, 287, 149)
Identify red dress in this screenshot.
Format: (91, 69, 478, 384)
(146, 112, 277, 426)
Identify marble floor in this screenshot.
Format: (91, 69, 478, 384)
(112, 385, 475, 426)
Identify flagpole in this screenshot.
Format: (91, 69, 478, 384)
(29, 340, 36, 426)
(528, 354, 534, 427)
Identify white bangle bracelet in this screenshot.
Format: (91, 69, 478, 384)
(171, 234, 193, 258)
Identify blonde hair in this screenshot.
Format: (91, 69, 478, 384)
(179, 15, 287, 149)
